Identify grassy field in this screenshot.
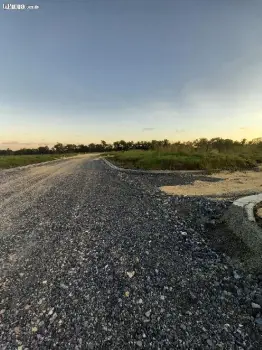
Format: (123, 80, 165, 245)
(0, 154, 77, 169)
(104, 149, 262, 171)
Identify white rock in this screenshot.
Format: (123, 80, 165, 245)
(126, 271, 135, 278)
(145, 309, 151, 318)
(233, 271, 241, 279)
(251, 302, 261, 309)
(48, 308, 54, 315)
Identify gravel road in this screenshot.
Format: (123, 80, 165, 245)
(0, 155, 262, 349)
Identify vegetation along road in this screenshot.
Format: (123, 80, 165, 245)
(0, 155, 262, 349)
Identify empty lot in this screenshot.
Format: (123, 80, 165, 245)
(0, 155, 261, 349)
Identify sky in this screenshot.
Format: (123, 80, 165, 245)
(0, 0, 262, 149)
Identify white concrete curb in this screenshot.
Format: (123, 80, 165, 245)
(233, 193, 262, 222)
(223, 193, 262, 270)
(101, 157, 207, 175)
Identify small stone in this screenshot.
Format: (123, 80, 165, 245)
(207, 339, 213, 346)
(255, 318, 262, 325)
(24, 305, 30, 310)
(48, 308, 54, 315)
(137, 298, 143, 304)
(233, 271, 241, 279)
(252, 303, 261, 309)
(126, 271, 135, 278)
(136, 340, 143, 347)
(87, 342, 95, 350)
(181, 231, 187, 236)
(14, 326, 20, 335)
(60, 283, 68, 289)
(180, 324, 187, 330)
(42, 280, 47, 285)
(31, 327, 38, 333)
(50, 312, 57, 323)
(145, 310, 151, 318)
(160, 295, 165, 301)
(124, 291, 130, 297)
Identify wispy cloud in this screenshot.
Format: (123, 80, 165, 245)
(239, 127, 250, 131)
(142, 127, 155, 131)
(0, 141, 54, 150)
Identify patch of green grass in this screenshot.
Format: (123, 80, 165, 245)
(0, 154, 77, 169)
(104, 149, 259, 171)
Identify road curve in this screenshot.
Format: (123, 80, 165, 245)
(0, 155, 261, 349)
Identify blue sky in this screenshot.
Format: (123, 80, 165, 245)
(0, 0, 262, 149)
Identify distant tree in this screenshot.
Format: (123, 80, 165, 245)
(64, 144, 77, 153)
(163, 139, 170, 147)
(53, 143, 65, 153)
(38, 146, 50, 154)
(194, 138, 210, 152)
(113, 141, 121, 151)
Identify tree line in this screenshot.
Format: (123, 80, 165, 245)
(0, 137, 261, 155)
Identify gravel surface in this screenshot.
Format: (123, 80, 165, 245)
(255, 204, 262, 229)
(0, 155, 262, 349)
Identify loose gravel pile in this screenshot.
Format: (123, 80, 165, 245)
(0, 157, 262, 349)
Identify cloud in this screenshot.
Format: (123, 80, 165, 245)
(142, 127, 155, 131)
(239, 127, 250, 131)
(0, 141, 37, 146)
(0, 141, 20, 145)
(0, 141, 54, 150)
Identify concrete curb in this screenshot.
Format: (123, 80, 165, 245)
(223, 193, 262, 270)
(101, 157, 208, 175)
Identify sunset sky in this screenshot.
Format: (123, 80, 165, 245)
(0, 0, 262, 150)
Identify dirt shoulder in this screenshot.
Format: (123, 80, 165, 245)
(160, 166, 262, 198)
